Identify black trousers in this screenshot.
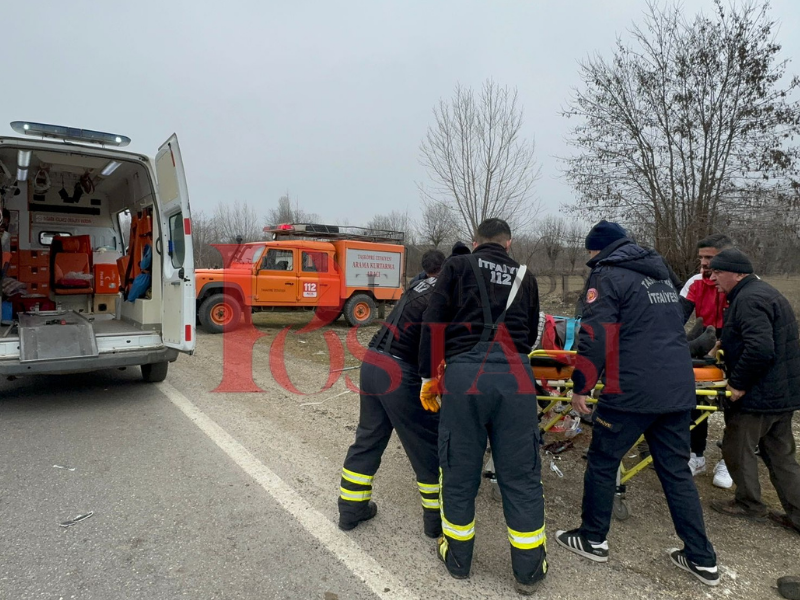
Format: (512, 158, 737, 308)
(580, 405, 716, 567)
(722, 410, 800, 528)
(690, 409, 709, 456)
(438, 344, 546, 585)
(690, 406, 727, 457)
(339, 351, 441, 524)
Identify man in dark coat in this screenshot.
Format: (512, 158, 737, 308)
(556, 220, 719, 587)
(708, 249, 800, 535)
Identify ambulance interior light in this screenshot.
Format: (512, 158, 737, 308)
(17, 150, 31, 168)
(100, 161, 121, 177)
(16, 168, 27, 181)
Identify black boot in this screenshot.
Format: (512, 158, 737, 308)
(423, 509, 442, 538)
(338, 501, 378, 531)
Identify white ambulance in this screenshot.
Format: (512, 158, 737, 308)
(0, 121, 195, 381)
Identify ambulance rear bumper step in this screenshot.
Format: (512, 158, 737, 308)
(18, 311, 99, 363)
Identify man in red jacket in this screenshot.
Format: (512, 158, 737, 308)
(680, 233, 733, 488)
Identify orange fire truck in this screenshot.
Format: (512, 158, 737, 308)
(195, 224, 406, 333)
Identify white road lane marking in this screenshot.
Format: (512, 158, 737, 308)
(158, 381, 417, 600)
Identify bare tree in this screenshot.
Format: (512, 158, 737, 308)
(417, 201, 458, 248)
(510, 233, 541, 269)
(539, 215, 566, 272)
(368, 210, 415, 244)
(562, 0, 800, 278)
(265, 192, 320, 227)
(420, 80, 541, 238)
(213, 200, 262, 243)
(191, 210, 221, 268)
(564, 219, 586, 273)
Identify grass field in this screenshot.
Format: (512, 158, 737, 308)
(762, 275, 800, 314)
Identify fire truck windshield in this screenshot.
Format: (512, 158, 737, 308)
(229, 245, 265, 265)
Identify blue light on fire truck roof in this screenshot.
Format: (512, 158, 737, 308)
(10, 121, 131, 147)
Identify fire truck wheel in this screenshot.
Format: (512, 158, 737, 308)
(200, 293, 242, 334)
(344, 294, 377, 327)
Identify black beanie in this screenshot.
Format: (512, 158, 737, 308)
(709, 248, 753, 274)
(585, 220, 628, 251)
(451, 241, 471, 256)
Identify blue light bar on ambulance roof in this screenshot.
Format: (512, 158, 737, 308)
(10, 121, 131, 147)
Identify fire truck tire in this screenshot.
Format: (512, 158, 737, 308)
(141, 361, 169, 383)
(199, 293, 242, 334)
(344, 294, 377, 327)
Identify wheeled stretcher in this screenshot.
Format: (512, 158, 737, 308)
(483, 349, 729, 519)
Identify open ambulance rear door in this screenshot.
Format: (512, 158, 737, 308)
(156, 134, 196, 353)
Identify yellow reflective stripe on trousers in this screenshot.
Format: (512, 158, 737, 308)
(417, 481, 440, 494)
(442, 517, 475, 541)
(339, 487, 372, 502)
(341, 468, 374, 486)
(421, 497, 440, 509)
(507, 525, 546, 549)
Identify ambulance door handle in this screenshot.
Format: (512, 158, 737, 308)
(285, 282, 294, 286)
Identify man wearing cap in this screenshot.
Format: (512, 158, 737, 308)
(708, 249, 800, 534)
(556, 220, 719, 587)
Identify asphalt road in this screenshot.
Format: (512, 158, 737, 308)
(0, 368, 380, 600)
(2, 328, 796, 600)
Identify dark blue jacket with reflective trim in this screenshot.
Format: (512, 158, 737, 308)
(571, 239, 696, 413)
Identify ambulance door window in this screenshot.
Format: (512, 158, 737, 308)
(169, 212, 186, 268)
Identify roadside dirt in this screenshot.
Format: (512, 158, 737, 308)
(178, 304, 800, 600)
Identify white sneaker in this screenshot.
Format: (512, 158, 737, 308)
(713, 460, 733, 489)
(688, 453, 707, 476)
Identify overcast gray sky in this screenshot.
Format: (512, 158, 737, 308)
(4, 0, 799, 227)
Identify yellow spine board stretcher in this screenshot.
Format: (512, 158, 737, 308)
(529, 349, 730, 519)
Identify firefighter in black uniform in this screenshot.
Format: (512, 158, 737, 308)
(556, 221, 719, 587)
(418, 218, 545, 596)
(338, 249, 446, 538)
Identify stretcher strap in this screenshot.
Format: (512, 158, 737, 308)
(564, 318, 579, 351)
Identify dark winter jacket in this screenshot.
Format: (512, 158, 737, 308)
(418, 243, 539, 378)
(719, 275, 800, 413)
(370, 276, 437, 367)
(571, 238, 696, 413)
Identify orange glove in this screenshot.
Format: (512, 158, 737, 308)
(420, 378, 442, 412)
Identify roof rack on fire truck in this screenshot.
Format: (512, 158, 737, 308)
(263, 223, 405, 245)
